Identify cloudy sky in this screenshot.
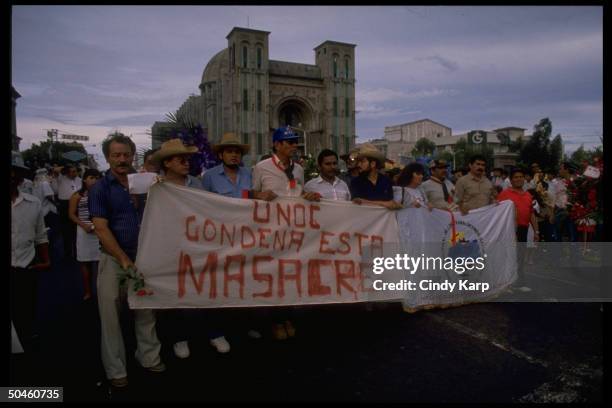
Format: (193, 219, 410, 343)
(12, 5, 602, 168)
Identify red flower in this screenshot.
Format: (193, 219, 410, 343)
(137, 289, 147, 296)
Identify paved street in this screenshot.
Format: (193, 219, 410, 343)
(9, 239, 605, 403)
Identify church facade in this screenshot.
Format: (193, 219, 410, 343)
(160, 27, 356, 161)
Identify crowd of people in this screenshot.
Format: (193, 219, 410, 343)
(11, 125, 603, 389)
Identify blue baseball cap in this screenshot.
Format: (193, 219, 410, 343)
(272, 126, 299, 143)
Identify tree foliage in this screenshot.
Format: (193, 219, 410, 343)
(569, 144, 603, 169)
(516, 118, 563, 172)
(411, 137, 437, 157)
(22, 140, 88, 169)
(437, 150, 454, 164)
(451, 137, 494, 170)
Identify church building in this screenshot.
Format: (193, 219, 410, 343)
(155, 27, 357, 161)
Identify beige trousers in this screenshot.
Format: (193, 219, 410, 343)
(97, 252, 161, 380)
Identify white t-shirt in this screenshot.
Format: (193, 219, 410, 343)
(32, 180, 57, 216)
(253, 156, 304, 197)
(12, 193, 48, 268)
(393, 186, 428, 208)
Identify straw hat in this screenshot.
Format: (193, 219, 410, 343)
(151, 138, 198, 164)
(356, 143, 385, 165)
(340, 147, 360, 162)
(212, 132, 250, 155)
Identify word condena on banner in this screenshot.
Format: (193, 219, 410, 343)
(132, 183, 401, 308)
(178, 201, 385, 300)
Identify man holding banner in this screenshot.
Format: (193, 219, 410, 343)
(304, 149, 351, 201)
(421, 159, 457, 210)
(204, 133, 264, 340)
(251, 126, 320, 340)
(350, 143, 401, 210)
(152, 138, 233, 357)
(455, 154, 497, 215)
(203, 132, 253, 199)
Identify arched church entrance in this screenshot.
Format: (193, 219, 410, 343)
(276, 99, 312, 157)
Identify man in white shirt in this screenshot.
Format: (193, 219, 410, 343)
(54, 164, 82, 258)
(251, 126, 319, 341)
(32, 168, 60, 253)
(304, 149, 351, 201)
(11, 152, 50, 353)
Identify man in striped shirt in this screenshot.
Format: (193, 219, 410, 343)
(89, 133, 165, 388)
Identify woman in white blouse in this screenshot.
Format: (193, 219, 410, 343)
(394, 162, 432, 210)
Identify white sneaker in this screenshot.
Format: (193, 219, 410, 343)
(173, 341, 190, 359)
(517, 286, 532, 293)
(247, 329, 262, 339)
(210, 336, 230, 353)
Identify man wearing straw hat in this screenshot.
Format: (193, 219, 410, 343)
(203, 133, 266, 340)
(151, 138, 233, 357)
(350, 143, 402, 209)
(202, 132, 254, 198)
(151, 138, 201, 188)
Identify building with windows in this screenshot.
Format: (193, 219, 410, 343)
(154, 27, 357, 163)
(370, 119, 452, 164)
(370, 121, 530, 169)
(443, 127, 529, 169)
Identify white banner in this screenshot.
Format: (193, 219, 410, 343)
(129, 183, 517, 310)
(396, 201, 517, 311)
(129, 182, 401, 309)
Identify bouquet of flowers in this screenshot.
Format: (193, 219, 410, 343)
(567, 157, 603, 246)
(118, 266, 154, 297)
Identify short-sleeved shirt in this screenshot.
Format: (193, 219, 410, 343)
(184, 174, 204, 190)
(202, 164, 252, 198)
(57, 174, 82, 200)
(393, 186, 428, 207)
(455, 174, 496, 211)
(12, 193, 48, 268)
(350, 173, 394, 201)
(32, 180, 57, 216)
(420, 178, 455, 209)
(498, 188, 533, 226)
(304, 176, 351, 201)
(88, 171, 145, 261)
(252, 156, 304, 197)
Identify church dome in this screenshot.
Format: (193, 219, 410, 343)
(200, 48, 228, 88)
